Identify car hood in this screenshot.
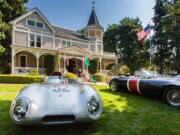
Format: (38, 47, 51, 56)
(15, 84, 97, 117)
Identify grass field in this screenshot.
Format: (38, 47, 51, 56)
(0, 84, 180, 135)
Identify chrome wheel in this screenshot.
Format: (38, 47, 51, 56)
(166, 89, 180, 107)
(110, 81, 118, 92)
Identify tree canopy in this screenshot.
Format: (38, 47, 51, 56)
(0, 0, 28, 73)
(104, 17, 150, 74)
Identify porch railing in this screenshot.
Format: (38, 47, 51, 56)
(14, 67, 46, 75)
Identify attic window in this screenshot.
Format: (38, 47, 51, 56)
(27, 20, 35, 27)
(36, 22, 43, 28)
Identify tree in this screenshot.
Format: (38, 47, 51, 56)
(163, 0, 180, 73)
(76, 29, 84, 35)
(152, 0, 171, 74)
(103, 24, 118, 53)
(0, 0, 28, 73)
(117, 17, 150, 74)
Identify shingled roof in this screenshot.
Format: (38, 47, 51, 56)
(87, 8, 101, 26)
(53, 25, 89, 42)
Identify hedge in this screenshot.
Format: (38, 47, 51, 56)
(29, 69, 38, 75)
(65, 72, 77, 79)
(0, 75, 46, 84)
(94, 73, 105, 82)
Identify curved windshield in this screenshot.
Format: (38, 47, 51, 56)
(135, 70, 161, 79)
(45, 76, 79, 84)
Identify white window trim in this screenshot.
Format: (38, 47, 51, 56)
(26, 18, 44, 30)
(36, 21, 44, 29)
(36, 35, 42, 48)
(28, 33, 42, 48)
(29, 34, 35, 47)
(26, 19, 36, 27)
(19, 54, 27, 67)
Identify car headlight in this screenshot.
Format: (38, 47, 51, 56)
(87, 96, 101, 120)
(12, 98, 30, 121)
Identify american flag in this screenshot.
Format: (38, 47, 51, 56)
(136, 25, 150, 41)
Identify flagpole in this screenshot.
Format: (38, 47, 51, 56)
(150, 37, 152, 67)
(149, 22, 152, 67)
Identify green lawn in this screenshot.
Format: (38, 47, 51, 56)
(0, 84, 180, 135)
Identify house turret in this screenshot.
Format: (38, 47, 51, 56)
(84, 6, 104, 39)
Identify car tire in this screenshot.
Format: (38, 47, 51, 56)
(163, 87, 180, 107)
(110, 81, 119, 92)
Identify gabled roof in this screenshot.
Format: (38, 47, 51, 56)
(9, 7, 55, 33)
(53, 25, 89, 42)
(59, 45, 90, 55)
(87, 8, 101, 26)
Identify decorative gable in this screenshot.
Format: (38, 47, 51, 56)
(10, 7, 55, 34)
(59, 46, 90, 55)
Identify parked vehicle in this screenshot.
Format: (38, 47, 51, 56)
(108, 70, 180, 107)
(10, 76, 102, 125)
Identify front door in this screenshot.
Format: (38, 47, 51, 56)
(67, 59, 76, 73)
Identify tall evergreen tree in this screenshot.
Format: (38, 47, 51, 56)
(152, 0, 171, 74)
(117, 17, 150, 73)
(0, 0, 28, 73)
(164, 0, 180, 73)
(103, 24, 118, 53)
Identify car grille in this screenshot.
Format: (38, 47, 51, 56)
(42, 115, 75, 123)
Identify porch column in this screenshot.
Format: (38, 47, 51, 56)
(82, 57, 84, 74)
(115, 58, 118, 64)
(59, 54, 61, 72)
(11, 49, 15, 74)
(64, 56, 66, 73)
(36, 52, 40, 74)
(99, 58, 102, 73)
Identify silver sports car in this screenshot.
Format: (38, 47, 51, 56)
(10, 76, 102, 125)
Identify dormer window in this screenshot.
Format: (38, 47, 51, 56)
(27, 20, 35, 27)
(36, 22, 43, 28)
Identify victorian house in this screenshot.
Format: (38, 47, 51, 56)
(10, 7, 117, 75)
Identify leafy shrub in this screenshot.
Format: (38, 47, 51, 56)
(65, 72, 77, 79)
(0, 75, 46, 84)
(109, 64, 130, 76)
(94, 73, 105, 82)
(29, 69, 38, 75)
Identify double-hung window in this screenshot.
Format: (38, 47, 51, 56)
(30, 34, 35, 47)
(36, 36, 41, 48)
(29, 34, 42, 48)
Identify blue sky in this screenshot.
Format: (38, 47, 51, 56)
(25, 0, 155, 31)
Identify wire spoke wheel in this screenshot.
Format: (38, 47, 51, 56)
(110, 81, 118, 92)
(166, 89, 180, 107)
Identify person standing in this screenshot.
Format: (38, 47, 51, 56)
(77, 68, 82, 83)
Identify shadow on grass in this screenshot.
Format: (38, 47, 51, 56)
(99, 87, 164, 105)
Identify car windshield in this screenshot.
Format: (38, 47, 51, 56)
(135, 70, 161, 79)
(45, 76, 79, 84)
